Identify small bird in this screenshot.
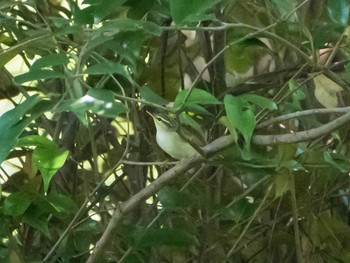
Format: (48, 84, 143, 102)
(148, 112, 206, 160)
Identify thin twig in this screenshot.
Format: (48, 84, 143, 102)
(224, 185, 272, 260)
(122, 160, 178, 166)
(290, 173, 302, 263)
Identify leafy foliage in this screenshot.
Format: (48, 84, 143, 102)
(1, 0, 350, 262)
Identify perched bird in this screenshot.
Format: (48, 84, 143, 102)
(148, 112, 206, 159)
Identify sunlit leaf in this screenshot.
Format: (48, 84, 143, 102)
(13, 69, 64, 84)
(30, 54, 69, 71)
(0, 45, 22, 68)
(18, 135, 69, 193)
(0, 95, 44, 165)
(55, 89, 127, 125)
(17, 135, 58, 148)
(33, 146, 69, 193)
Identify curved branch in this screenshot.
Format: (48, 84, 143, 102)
(87, 110, 350, 263)
(256, 107, 350, 129)
(253, 111, 350, 145)
(86, 136, 233, 263)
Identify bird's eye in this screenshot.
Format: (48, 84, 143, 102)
(156, 117, 162, 121)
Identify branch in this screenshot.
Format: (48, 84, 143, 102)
(253, 111, 350, 145)
(290, 174, 302, 263)
(86, 136, 233, 263)
(256, 107, 350, 129)
(87, 110, 350, 262)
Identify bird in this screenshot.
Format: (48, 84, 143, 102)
(148, 111, 206, 160)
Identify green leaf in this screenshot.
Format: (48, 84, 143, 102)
(86, 88, 114, 102)
(271, 0, 297, 19)
(181, 102, 212, 115)
(77, 0, 128, 24)
(134, 227, 195, 247)
(73, 5, 95, 24)
(275, 171, 291, 198)
(139, 85, 169, 106)
(16, 135, 68, 193)
(83, 89, 127, 118)
(224, 199, 256, 222)
(158, 186, 196, 209)
(170, 0, 222, 25)
(93, 0, 127, 23)
(23, 206, 51, 237)
(310, 211, 350, 249)
(323, 151, 350, 173)
(85, 34, 114, 53)
(17, 135, 57, 148)
(33, 146, 69, 193)
(127, 0, 155, 19)
(179, 112, 206, 141)
(224, 95, 256, 152)
(72, 0, 126, 24)
(240, 94, 277, 111)
(49, 17, 71, 28)
(345, 63, 350, 82)
(218, 116, 238, 143)
(225, 44, 254, 73)
(46, 194, 77, 216)
(174, 88, 220, 110)
(277, 144, 297, 163)
(0, 95, 43, 165)
(224, 37, 269, 73)
(98, 18, 162, 36)
(278, 160, 305, 172)
(13, 69, 64, 84)
(328, 0, 349, 26)
(84, 61, 131, 81)
(72, 229, 95, 252)
(0, 95, 40, 127)
(56, 89, 127, 125)
(0, 45, 23, 68)
(31, 54, 69, 71)
(3, 191, 32, 216)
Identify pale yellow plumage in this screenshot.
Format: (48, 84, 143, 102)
(149, 112, 205, 159)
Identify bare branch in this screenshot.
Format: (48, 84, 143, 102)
(86, 135, 233, 263)
(253, 111, 350, 145)
(86, 107, 350, 262)
(257, 107, 350, 129)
